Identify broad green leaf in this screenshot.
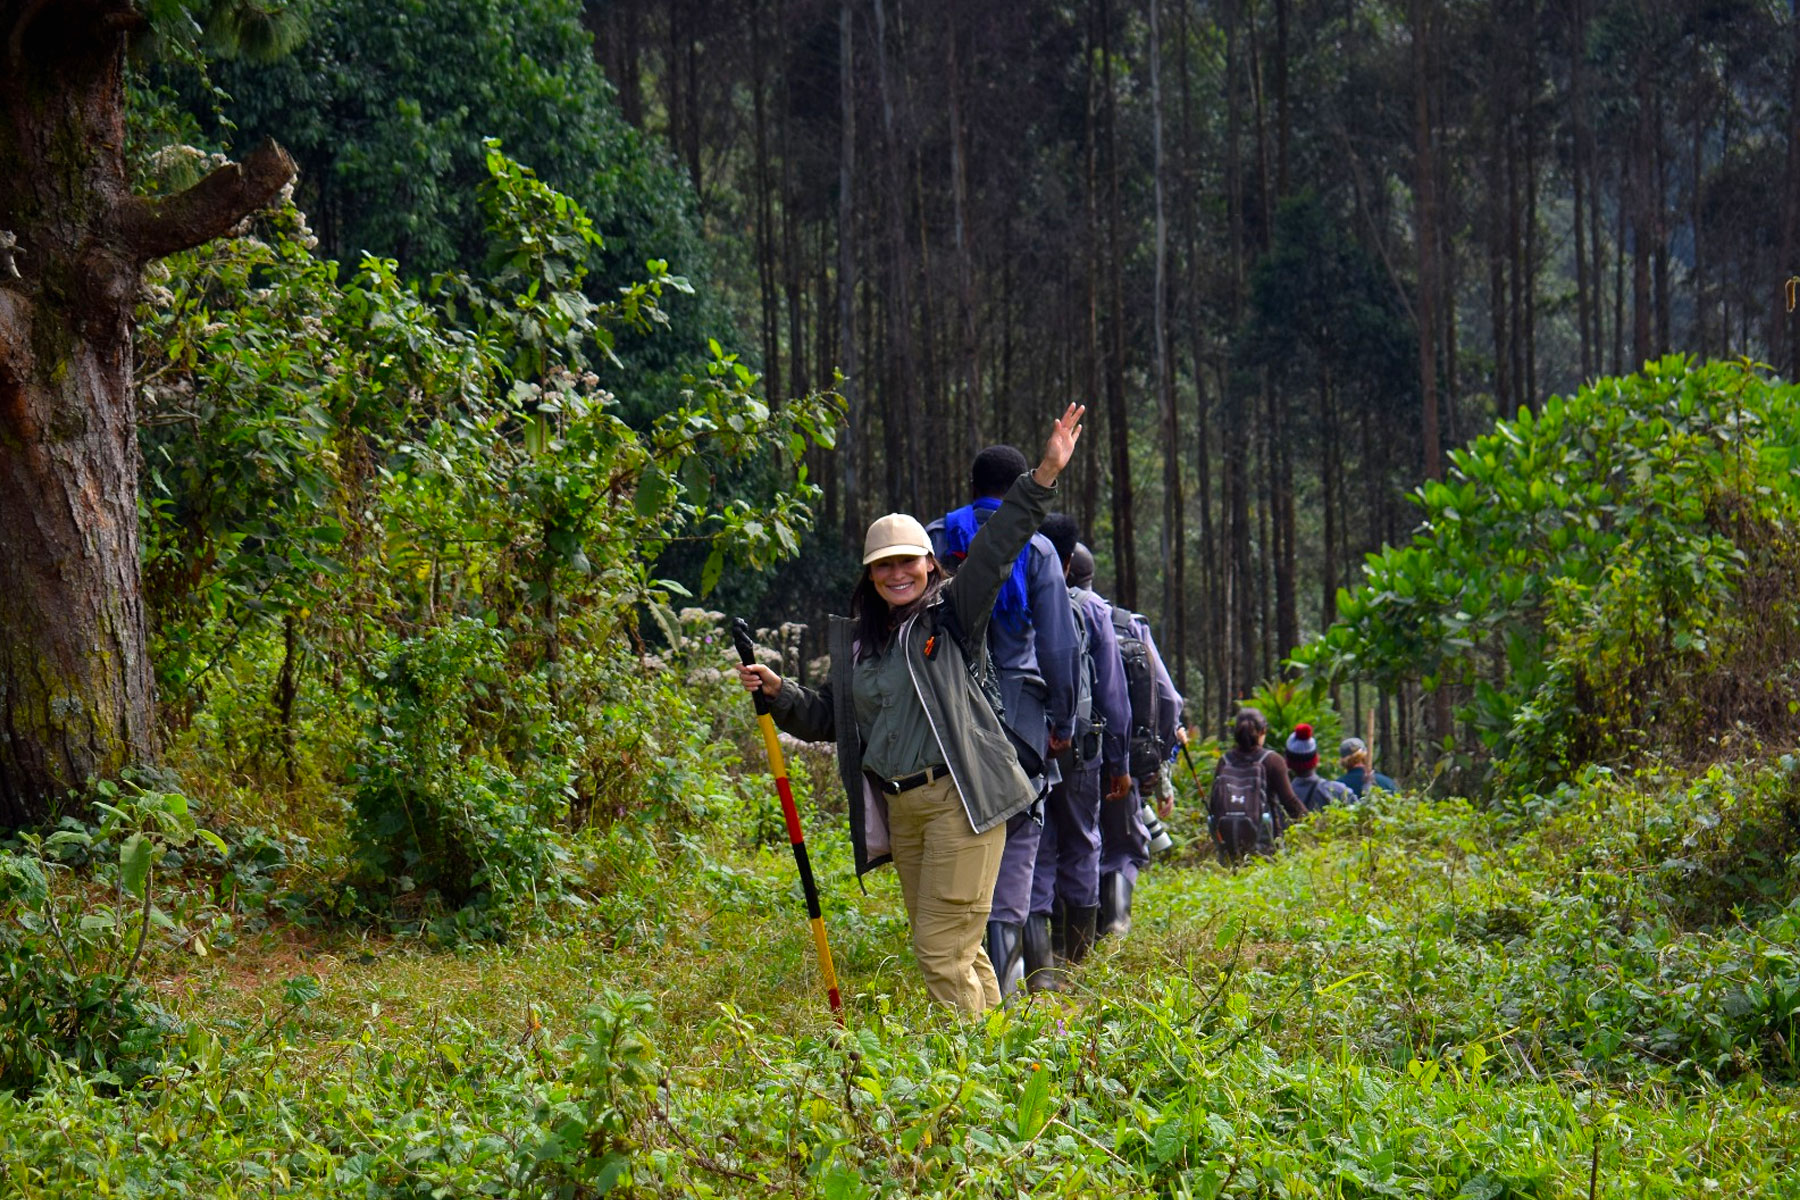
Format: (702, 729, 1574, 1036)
(119, 834, 153, 900)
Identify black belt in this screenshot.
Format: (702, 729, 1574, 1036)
(870, 763, 950, 795)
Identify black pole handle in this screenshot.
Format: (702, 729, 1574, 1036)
(731, 617, 772, 715)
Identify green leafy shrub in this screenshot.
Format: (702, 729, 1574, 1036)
(0, 780, 217, 1091)
(1302, 357, 1800, 792)
(1239, 676, 1343, 759)
(347, 619, 575, 936)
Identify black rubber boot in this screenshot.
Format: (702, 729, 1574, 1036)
(1049, 897, 1068, 963)
(1022, 913, 1060, 992)
(1097, 871, 1134, 939)
(1065, 904, 1100, 965)
(986, 920, 1025, 1000)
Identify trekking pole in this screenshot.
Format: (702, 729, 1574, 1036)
(1179, 741, 1222, 850)
(732, 618, 844, 1023)
(1179, 741, 1206, 799)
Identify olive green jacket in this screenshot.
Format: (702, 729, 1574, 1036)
(768, 472, 1054, 876)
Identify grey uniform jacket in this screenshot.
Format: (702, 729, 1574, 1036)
(767, 472, 1057, 877)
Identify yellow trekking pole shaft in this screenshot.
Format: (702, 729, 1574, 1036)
(734, 619, 843, 1021)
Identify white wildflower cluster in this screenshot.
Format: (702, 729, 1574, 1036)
(138, 259, 175, 310)
(145, 144, 222, 182)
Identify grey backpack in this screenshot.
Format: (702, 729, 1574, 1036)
(1110, 607, 1164, 779)
(1209, 749, 1268, 858)
(1067, 587, 1101, 761)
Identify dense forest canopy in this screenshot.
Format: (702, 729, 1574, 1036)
(573, 0, 1800, 731)
(142, 0, 1800, 731)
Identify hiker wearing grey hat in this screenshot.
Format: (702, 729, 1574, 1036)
(735, 405, 1086, 1013)
(1337, 737, 1398, 800)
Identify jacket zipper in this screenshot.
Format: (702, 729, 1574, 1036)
(898, 611, 980, 830)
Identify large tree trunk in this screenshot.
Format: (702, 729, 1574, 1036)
(0, 2, 293, 827)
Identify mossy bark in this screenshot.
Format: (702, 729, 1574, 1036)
(0, 2, 293, 826)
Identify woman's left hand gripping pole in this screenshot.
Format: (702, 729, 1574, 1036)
(732, 618, 844, 1021)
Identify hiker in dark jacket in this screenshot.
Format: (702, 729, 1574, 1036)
(927, 446, 1081, 1000)
(1337, 737, 1398, 799)
(1025, 522, 1133, 988)
(1208, 707, 1307, 865)
(735, 404, 1085, 1013)
(1285, 724, 1353, 812)
(1097, 591, 1182, 937)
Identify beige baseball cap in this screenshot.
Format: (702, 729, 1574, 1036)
(862, 513, 933, 564)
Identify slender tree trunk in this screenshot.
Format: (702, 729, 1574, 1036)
(1255, 401, 1273, 678)
(1412, 0, 1443, 482)
(1632, 76, 1653, 370)
(780, 0, 808, 407)
(1224, 0, 1250, 701)
(1592, 136, 1608, 374)
(1487, 99, 1511, 415)
(1274, 0, 1290, 199)
(1081, 0, 1101, 541)
(1273, 383, 1297, 664)
(837, 0, 859, 541)
(1572, 0, 1592, 378)
(0, 4, 293, 825)
(1148, 0, 1183, 686)
(1100, 0, 1137, 608)
(1321, 366, 1339, 630)
(1781, 2, 1800, 375)
(1653, 90, 1670, 358)
(274, 613, 300, 785)
(1248, 0, 1273, 245)
(944, 8, 982, 453)
(1612, 164, 1626, 375)
(1178, 0, 1214, 718)
(873, 0, 919, 503)
(751, 2, 782, 407)
(1426, 12, 1458, 751)
(1522, 0, 1539, 411)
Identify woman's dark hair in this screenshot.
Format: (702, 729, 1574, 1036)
(1232, 707, 1268, 752)
(851, 557, 946, 660)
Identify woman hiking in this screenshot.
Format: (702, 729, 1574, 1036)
(734, 404, 1086, 1012)
(1207, 707, 1308, 865)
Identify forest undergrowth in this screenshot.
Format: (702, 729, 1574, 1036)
(3, 724, 1796, 1198)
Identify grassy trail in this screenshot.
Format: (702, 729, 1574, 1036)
(5, 759, 1799, 1197)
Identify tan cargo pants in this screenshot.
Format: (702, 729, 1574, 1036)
(885, 774, 1006, 1012)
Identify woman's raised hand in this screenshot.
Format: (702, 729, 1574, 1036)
(1033, 403, 1086, 487)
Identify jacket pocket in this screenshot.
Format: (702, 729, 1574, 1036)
(970, 723, 1017, 771)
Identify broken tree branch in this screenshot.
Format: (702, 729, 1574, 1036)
(113, 136, 296, 262)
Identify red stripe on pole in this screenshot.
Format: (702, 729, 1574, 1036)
(775, 775, 803, 844)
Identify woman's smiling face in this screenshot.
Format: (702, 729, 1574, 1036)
(868, 554, 931, 608)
